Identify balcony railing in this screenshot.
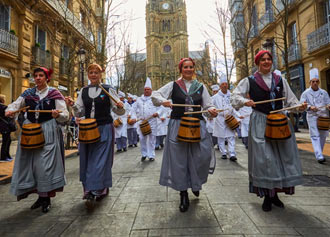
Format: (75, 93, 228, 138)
(32, 47, 52, 68)
(0, 29, 18, 55)
(60, 58, 70, 75)
(282, 43, 301, 64)
(46, 0, 93, 43)
(307, 22, 330, 53)
(259, 10, 274, 30)
(249, 25, 259, 39)
(276, 0, 297, 13)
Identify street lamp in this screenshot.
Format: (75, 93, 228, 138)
(77, 48, 86, 87)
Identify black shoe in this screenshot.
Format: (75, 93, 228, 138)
(179, 191, 189, 212)
(117, 149, 122, 153)
(141, 156, 147, 161)
(221, 155, 227, 159)
(192, 191, 200, 197)
(262, 196, 272, 212)
(155, 146, 160, 150)
(41, 198, 51, 213)
(85, 193, 95, 209)
(134, 144, 138, 147)
(30, 197, 42, 210)
(149, 158, 155, 162)
(123, 148, 127, 152)
(229, 156, 237, 162)
(318, 158, 326, 164)
(160, 144, 164, 148)
(128, 145, 133, 148)
(271, 193, 284, 208)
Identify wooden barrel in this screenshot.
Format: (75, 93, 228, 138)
(265, 113, 291, 140)
(21, 123, 45, 149)
(177, 117, 201, 143)
(79, 118, 100, 144)
(113, 118, 123, 128)
(317, 117, 330, 130)
(139, 120, 151, 136)
(225, 115, 240, 130)
(127, 118, 136, 125)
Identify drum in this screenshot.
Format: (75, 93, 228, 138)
(79, 118, 100, 144)
(21, 123, 45, 149)
(127, 118, 136, 125)
(139, 120, 151, 136)
(225, 115, 240, 130)
(177, 117, 201, 143)
(317, 117, 330, 130)
(265, 113, 291, 140)
(113, 118, 123, 128)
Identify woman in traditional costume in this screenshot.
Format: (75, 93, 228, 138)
(231, 50, 307, 212)
(5, 67, 69, 213)
(65, 63, 124, 208)
(152, 58, 217, 212)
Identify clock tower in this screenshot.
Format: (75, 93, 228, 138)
(145, 0, 189, 89)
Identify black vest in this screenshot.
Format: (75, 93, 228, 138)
(25, 98, 55, 123)
(248, 76, 283, 114)
(82, 85, 113, 125)
(171, 82, 203, 120)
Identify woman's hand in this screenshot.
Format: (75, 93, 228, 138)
(65, 96, 75, 107)
(162, 101, 172, 108)
(153, 113, 159, 118)
(299, 102, 308, 111)
(51, 110, 60, 118)
(208, 108, 218, 118)
(5, 111, 15, 118)
(116, 101, 124, 109)
(244, 100, 255, 107)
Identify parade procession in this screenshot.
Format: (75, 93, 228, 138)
(1, 0, 330, 236)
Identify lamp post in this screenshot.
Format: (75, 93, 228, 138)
(77, 48, 86, 87)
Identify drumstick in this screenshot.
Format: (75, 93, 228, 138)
(254, 97, 286, 105)
(317, 104, 330, 109)
(269, 104, 303, 114)
(171, 104, 201, 108)
(184, 108, 228, 115)
(98, 84, 120, 104)
(28, 110, 63, 113)
(12, 106, 30, 114)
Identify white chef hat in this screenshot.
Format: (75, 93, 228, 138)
(144, 77, 152, 89)
(219, 74, 227, 84)
(118, 91, 125, 98)
(273, 69, 282, 77)
(127, 93, 133, 98)
(211, 84, 220, 91)
(309, 68, 319, 81)
(133, 95, 137, 100)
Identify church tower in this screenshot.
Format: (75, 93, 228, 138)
(145, 0, 189, 89)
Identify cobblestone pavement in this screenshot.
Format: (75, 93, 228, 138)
(0, 139, 330, 237)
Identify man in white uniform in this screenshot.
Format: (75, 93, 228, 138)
(206, 85, 220, 147)
(238, 105, 252, 149)
(112, 91, 129, 152)
(213, 76, 241, 161)
(300, 68, 330, 164)
(131, 78, 160, 161)
(155, 105, 169, 150)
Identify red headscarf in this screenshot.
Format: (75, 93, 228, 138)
(178, 57, 195, 73)
(38, 67, 53, 83)
(254, 50, 273, 65)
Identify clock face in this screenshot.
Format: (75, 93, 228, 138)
(162, 3, 170, 10)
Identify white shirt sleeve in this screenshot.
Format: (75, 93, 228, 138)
(201, 85, 215, 110)
(151, 82, 174, 106)
(231, 77, 250, 110)
(55, 99, 69, 123)
(6, 96, 26, 112)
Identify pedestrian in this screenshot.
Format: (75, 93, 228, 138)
(207, 85, 219, 147)
(5, 67, 69, 213)
(213, 75, 241, 161)
(300, 68, 330, 164)
(131, 78, 161, 162)
(126, 93, 138, 148)
(65, 63, 125, 208)
(231, 50, 307, 212)
(152, 57, 218, 212)
(112, 91, 129, 152)
(0, 94, 14, 162)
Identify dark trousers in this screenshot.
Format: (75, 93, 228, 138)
(0, 132, 11, 160)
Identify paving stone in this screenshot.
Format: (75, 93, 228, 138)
(148, 227, 223, 236)
(295, 228, 330, 237)
(257, 227, 299, 235)
(116, 186, 167, 203)
(130, 230, 149, 237)
(205, 185, 257, 204)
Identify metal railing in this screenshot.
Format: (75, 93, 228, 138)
(282, 43, 301, 64)
(249, 25, 259, 39)
(259, 10, 274, 30)
(60, 58, 70, 75)
(32, 47, 52, 68)
(0, 29, 18, 55)
(307, 22, 330, 52)
(45, 0, 93, 43)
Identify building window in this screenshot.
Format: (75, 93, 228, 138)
(61, 45, 70, 59)
(0, 4, 10, 31)
(163, 44, 171, 53)
(289, 22, 297, 45)
(265, 0, 272, 12)
(325, 0, 330, 24)
(35, 25, 47, 50)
